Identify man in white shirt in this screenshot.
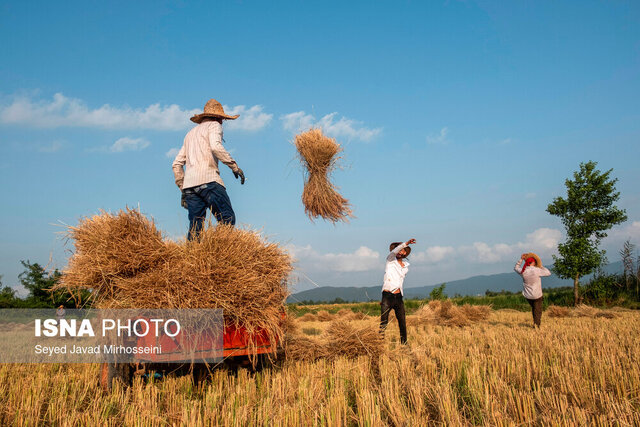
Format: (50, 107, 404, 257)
(379, 238, 416, 344)
(172, 99, 245, 240)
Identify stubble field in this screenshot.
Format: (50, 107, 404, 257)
(1, 308, 639, 426)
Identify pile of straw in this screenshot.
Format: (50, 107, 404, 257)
(546, 305, 571, 318)
(298, 313, 318, 322)
(55, 208, 293, 353)
(285, 321, 383, 363)
(315, 310, 334, 322)
(294, 129, 353, 223)
(551, 304, 618, 319)
(407, 300, 491, 327)
(336, 308, 370, 321)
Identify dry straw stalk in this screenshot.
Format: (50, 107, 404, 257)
(294, 128, 353, 223)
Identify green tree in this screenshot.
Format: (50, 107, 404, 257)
(0, 275, 19, 308)
(547, 161, 627, 305)
(429, 283, 447, 300)
(18, 260, 75, 308)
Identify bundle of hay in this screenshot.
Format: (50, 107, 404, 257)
(407, 300, 491, 327)
(315, 310, 334, 322)
(574, 304, 618, 319)
(285, 320, 383, 363)
(55, 208, 293, 354)
(284, 335, 328, 362)
(298, 313, 318, 322)
(324, 322, 384, 359)
(294, 128, 353, 223)
(546, 305, 571, 318)
(336, 309, 370, 321)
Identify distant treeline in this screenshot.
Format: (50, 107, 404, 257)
(290, 273, 640, 312)
(2, 257, 639, 310)
(0, 261, 89, 309)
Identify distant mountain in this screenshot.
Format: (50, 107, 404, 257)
(287, 261, 623, 303)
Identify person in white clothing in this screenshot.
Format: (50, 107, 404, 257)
(379, 238, 416, 344)
(514, 253, 551, 327)
(172, 99, 245, 240)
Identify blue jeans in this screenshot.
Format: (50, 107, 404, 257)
(183, 182, 235, 240)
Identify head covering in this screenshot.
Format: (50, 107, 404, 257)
(190, 99, 240, 123)
(390, 242, 411, 258)
(521, 252, 543, 273)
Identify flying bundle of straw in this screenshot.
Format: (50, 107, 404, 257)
(56, 208, 293, 350)
(294, 129, 353, 222)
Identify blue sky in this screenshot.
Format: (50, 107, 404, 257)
(1, 0, 639, 295)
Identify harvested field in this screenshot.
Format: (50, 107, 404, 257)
(2, 309, 639, 425)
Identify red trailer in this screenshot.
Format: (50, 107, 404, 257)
(100, 319, 279, 390)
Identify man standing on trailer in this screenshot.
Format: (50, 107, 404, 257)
(172, 99, 245, 239)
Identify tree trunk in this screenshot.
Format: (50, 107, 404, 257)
(573, 274, 580, 306)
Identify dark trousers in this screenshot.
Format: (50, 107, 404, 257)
(184, 182, 235, 240)
(527, 297, 543, 327)
(380, 291, 407, 344)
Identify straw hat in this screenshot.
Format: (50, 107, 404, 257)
(523, 252, 543, 268)
(190, 99, 239, 124)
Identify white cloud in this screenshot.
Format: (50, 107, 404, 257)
(525, 192, 537, 199)
(165, 147, 180, 159)
(426, 127, 449, 144)
(608, 221, 640, 243)
(287, 244, 381, 272)
(519, 228, 563, 253)
(224, 105, 272, 131)
(412, 246, 455, 263)
(109, 137, 150, 152)
(281, 111, 381, 142)
(38, 141, 64, 153)
(0, 93, 271, 132)
(411, 228, 563, 266)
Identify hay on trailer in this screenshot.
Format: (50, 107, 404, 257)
(54, 208, 293, 355)
(546, 305, 571, 318)
(406, 300, 491, 327)
(294, 128, 353, 223)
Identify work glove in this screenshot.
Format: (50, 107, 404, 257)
(180, 191, 188, 209)
(234, 168, 245, 185)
